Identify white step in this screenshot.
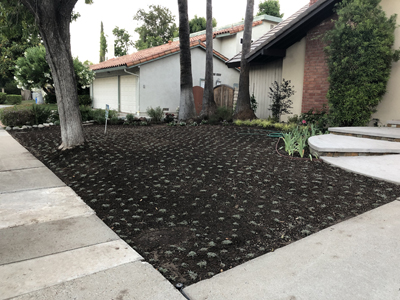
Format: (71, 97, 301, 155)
(309, 134, 400, 157)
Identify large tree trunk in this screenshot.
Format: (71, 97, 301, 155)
(177, 0, 196, 121)
(199, 0, 217, 119)
(21, 0, 85, 149)
(233, 0, 257, 120)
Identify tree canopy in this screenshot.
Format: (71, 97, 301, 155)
(133, 5, 178, 50)
(324, 0, 400, 126)
(14, 45, 94, 94)
(0, 0, 41, 83)
(112, 26, 133, 57)
(257, 0, 283, 18)
(189, 15, 217, 33)
(99, 21, 107, 62)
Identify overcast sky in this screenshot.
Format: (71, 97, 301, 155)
(70, 0, 309, 64)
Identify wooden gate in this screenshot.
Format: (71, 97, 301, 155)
(214, 84, 234, 109)
(193, 86, 204, 115)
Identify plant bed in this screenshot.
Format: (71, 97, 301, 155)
(10, 125, 400, 285)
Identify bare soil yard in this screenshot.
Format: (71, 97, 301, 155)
(10, 125, 400, 285)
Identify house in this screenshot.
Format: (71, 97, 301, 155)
(226, 0, 400, 123)
(89, 15, 282, 116)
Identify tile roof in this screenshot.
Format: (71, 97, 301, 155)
(90, 20, 264, 72)
(90, 39, 230, 71)
(226, 4, 310, 65)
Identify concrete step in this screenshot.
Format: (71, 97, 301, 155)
(321, 154, 400, 185)
(0, 240, 142, 300)
(12, 261, 186, 300)
(387, 120, 400, 128)
(0, 215, 119, 265)
(308, 134, 400, 157)
(328, 126, 400, 141)
(0, 187, 94, 229)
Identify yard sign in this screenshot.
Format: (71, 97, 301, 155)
(105, 104, 109, 134)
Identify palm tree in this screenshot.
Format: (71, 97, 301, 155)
(199, 0, 217, 118)
(233, 0, 257, 120)
(177, 0, 197, 121)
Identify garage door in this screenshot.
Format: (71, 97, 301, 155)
(120, 75, 137, 113)
(92, 77, 119, 111)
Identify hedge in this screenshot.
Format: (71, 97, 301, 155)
(6, 95, 22, 105)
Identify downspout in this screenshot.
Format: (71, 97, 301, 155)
(124, 68, 140, 116)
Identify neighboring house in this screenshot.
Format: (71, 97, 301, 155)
(89, 15, 282, 116)
(227, 0, 400, 123)
(180, 14, 282, 60)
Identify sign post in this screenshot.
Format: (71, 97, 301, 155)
(104, 104, 109, 135)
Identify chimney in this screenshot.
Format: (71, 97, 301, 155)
(310, 0, 318, 5)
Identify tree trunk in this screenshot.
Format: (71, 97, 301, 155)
(233, 0, 257, 120)
(21, 0, 85, 149)
(199, 0, 217, 119)
(177, 0, 197, 121)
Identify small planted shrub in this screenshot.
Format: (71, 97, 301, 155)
(250, 93, 258, 113)
(164, 113, 175, 123)
(31, 104, 52, 124)
(300, 104, 331, 133)
(146, 106, 163, 123)
(126, 113, 136, 124)
(78, 95, 92, 106)
(0, 92, 7, 104)
(80, 105, 92, 122)
(6, 94, 22, 105)
(268, 79, 295, 121)
(44, 93, 57, 104)
(91, 108, 118, 124)
(209, 106, 233, 124)
(0, 107, 33, 126)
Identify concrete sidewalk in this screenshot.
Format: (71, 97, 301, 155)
(0, 128, 185, 300)
(185, 200, 400, 300)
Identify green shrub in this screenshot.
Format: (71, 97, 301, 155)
(209, 106, 233, 124)
(250, 93, 258, 113)
(44, 93, 57, 104)
(48, 110, 59, 123)
(324, 0, 400, 126)
(146, 106, 163, 123)
(78, 95, 92, 106)
(282, 125, 321, 158)
(31, 104, 52, 124)
(4, 81, 20, 95)
(126, 113, 136, 124)
(300, 104, 331, 133)
(268, 79, 295, 121)
(80, 105, 92, 122)
(6, 94, 22, 105)
(0, 107, 34, 126)
(0, 92, 6, 104)
(91, 108, 117, 124)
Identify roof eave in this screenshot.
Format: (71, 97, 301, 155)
(247, 0, 338, 63)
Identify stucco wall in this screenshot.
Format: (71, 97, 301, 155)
(139, 47, 239, 115)
(373, 0, 400, 124)
(139, 54, 181, 114)
(282, 37, 306, 122)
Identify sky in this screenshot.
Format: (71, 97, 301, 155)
(70, 0, 309, 64)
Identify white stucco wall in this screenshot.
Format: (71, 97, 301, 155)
(139, 47, 239, 115)
(281, 37, 306, 122)
(373, 0, 400, 124)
